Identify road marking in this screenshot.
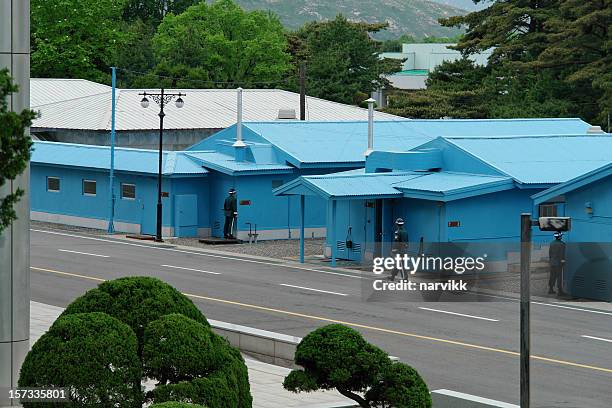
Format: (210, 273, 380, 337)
(418, 307, 499, 322)
(31, 266, 106, 282)
(533, 301, 612, 316)
(31, 229, 364, 280)
(582, 335, 612, 344)
(58, 249, 109, 258)
(30, 265, 612, 375)
(280, 283, 348, 296)
(162, 264, 221, 275)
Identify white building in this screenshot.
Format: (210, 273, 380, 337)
(31, 78, 403, 150)
(374, 43, 493, 107)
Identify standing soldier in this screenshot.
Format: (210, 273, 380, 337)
(388, 218, 409, 281)
(548, 231, 566, 296)
(223, 188, 237, 239)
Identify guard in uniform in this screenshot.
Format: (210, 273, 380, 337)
(548, 231, 566, 296)
(223, 188, 237, 239)
(389, 218, 409, 281)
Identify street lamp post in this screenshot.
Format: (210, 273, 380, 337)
(139, 88, 185, 242)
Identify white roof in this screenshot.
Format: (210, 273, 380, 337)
(30, 78, 402, 131)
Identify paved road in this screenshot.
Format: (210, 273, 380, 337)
(30, 228, 612, 408)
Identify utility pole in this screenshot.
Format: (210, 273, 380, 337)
(108, 67, 117, 233)
(520, 213, 532, 408)
(299, 62, 306, 121)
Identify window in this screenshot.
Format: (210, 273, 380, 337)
(121, 183, 136, 200)
(539, 203, 558, 217)
(47, 176, 60, 192)
(83, 179, 96, 196)
(272, 180, 284, 189)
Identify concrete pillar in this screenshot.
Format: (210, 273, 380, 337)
(0, 1, 31, 406)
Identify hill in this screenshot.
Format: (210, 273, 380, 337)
(233, 0, 467, 39)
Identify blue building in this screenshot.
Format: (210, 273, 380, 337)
(275, 133, 612, 268)
(31, 118, 598, 242)
(533, 163, 612, 300)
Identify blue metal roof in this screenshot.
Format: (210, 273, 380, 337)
(276, 169, 513, 201)
(532, 162, 612, 204)
(392, 172, 514, 200)
(185, 151, 294, 175)
(446, 135, 612, 185)
(31, 141, 207, 176)
(187, 119, 591, 169)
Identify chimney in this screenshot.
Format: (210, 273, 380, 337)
(364, 98, 376, 156)
(233, 87, 246, 161)
(587, 125, 605, 134)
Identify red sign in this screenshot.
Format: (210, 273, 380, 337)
(448, 221, 460, 227)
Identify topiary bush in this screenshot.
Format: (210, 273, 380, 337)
(143, 313, 230, 383)
(366, 361, 432, 408)
(18, 312, 142, 408)
(144, 314, 252, 408)
(284, 324, 430, 408)
(60, 276, 208, 355)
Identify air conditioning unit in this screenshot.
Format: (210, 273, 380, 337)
(277, 108, 297, 120)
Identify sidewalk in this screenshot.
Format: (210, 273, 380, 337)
(29, 301, 354, 408)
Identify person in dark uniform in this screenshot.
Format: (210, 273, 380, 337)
(388, 218, 409, 281)
(549, 231, 566, 296)
(223, 188, 237, 239)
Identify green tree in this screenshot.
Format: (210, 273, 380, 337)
(122, 0, 201, 26)
(60, 276, 209, 356)
(116, 19, 157, 87)
(437, 0, 611, 125)
(144, 314, 252, 408)
(0, 70, 35, 233)
(440, 0, 559, 64)
(31, 0, 129, 83)
(19, 312, 142, 408)
(284, 324, 430, 408)
(290, 15, 402, 105)
(533, 0, 611, 125)
(39, 277, 252, 407)
(383, 59, 491, 119)
(148, 0, 291, 88)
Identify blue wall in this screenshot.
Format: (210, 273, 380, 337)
(33, 164, 177, 235)
(564, 173, 612, 242)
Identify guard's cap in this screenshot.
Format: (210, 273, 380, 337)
(229, 188, 236, 194)
(554, 232, 563, 238)
(395, 218, 405, 225)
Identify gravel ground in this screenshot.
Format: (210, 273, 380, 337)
(31, 221, 326, 260)
(31, 220, 109, 235)
(168, 237, 326, 260)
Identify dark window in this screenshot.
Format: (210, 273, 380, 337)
(539, 204, 558, 217)
(47, 177, 60, 192)
(83, 179, 96, 196)
(121, 183, 136, 199)
(272, 180, 284, 189)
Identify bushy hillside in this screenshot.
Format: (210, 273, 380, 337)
(234, 0, 467, 39)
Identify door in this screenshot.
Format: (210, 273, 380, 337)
(175, 194, 198, 237)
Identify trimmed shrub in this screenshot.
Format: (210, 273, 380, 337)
(285, 324, 390, 393)
(284, 324, 430, 408)
(61, 276, 208, 354)
(18, 312, 142, 408)
(143, 314, 230, 383)
(145, 315, 251, 408)
(366, 362, 432, 408)
(150, 403, 206, 408)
